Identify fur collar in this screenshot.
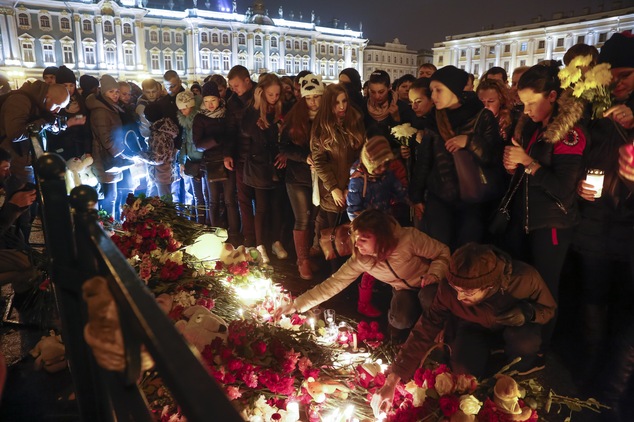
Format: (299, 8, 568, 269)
(513, 89, 584, 144)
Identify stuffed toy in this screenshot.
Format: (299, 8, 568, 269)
(219, 243, 259, 265)
(29, 330, 67, 373)
(82, 276, 125, 372)
(66, 154, 98, 192)
(302, 376, 350, 403)
(493, 375, 533, 421)
(156, 293, 174, 314)
(175, 305, 228, 353)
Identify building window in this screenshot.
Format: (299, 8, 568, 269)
(123, 22, 132, 36)
(320, 61, 326, 75)
(63, 45, 74, 64)
(271, 57, 278, 71)
(212, 32, 219, 44)
(105, 46, 116, 67)
(556, 38, 564, 47)
(201, 52, 210, 70)
(222, 33, 229, 45)
(60, 17, 71, 31)
(104, 20, 113, 34)
(598, 32, 607, 43)
(18, 13, 30, 28)
(212, 54, 220, 70)
(387, 56, 391, 63)
(473, 63, 479, 75)
(474, 47, 480, 56)
(176, 54, 185, 71)
(503, 61, 509, 72)
(460, 49, 466, 58)
(438, 55, 443, 65)
(320, 44, 326, 54)
(151, 53, 160, 70)
(124, 46, 134, 66)
(329, 45, 334, 55)
(238, 54, 246, 67)
(489, 46, 495, 55)
(285, 56, 292, 74)
(504, 44, 510, 53)
(337, 46, 343, 56)
(223, 55, 230, 71)
(200, 32, 209, 44)
(520, 59, 526, 66)
(577, 35, 585, 44)
(294, 57, 300, 73)
(150, 31, 159, 44)
(294, 40, 300, 50)
(163, 31, 171, 44)
(302, 41, 308, 51)
(82, 19, 92, 33)
(302, 57, 309, 70)
(175, 32, 183, 44)
(238, 33, 246, 46)
(285, 39, 291, 49)
(367, 53, 371, 61)
(538, 40, 545, 49)
(254, 34, 262, 46)
(255, 56, 263, 72)
(375, 54, 378, 61)
(164, 54, 172, 71)
(21, 41, 35, 62)
(270, 36, 277, 48)
(39, 15, 51, 30)
(520, 42, 528, 52)
(42, 43, 54, 63)
(328, 62, 335, 77)
(84, 45, 96, 65)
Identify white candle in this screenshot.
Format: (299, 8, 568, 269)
(286, 402, 299, 422)
(309, 317, 315, 332)
(586, 169, 605, 198)
(352, 333, 358, 352)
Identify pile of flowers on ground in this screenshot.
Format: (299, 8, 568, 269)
(110, 195, 606, 422)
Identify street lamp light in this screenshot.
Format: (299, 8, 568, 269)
(7, 69, 25, 89)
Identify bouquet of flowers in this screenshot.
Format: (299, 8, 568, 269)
(559, 55, 613, 119)
(390, 123, 418, 146)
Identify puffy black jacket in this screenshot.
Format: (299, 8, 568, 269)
(192, 111, 227, 164)
(224, 85, 256, 161)
(279, 125, 311, 187)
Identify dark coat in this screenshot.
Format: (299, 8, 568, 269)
(241, 106, 279, 189)
(85, 93, 125, 183)
(192, 110, 227, 164)
(224, 85, 256, 161)
(279, 124, 311, 187)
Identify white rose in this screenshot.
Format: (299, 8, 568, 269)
(459, 395, 482, 415)
(434, 372, 455, 396)
(405, 381, 428, 407)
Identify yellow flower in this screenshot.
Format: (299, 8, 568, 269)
(570, 55, 592, 68)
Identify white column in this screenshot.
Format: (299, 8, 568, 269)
(73, 15, 84, 66)
(344, 44, 351, 68)
(466, 47, 472, 73)
(357, 44, 364, 77)
(0, 10, 12, 63)
(186, 28, 195, 75)
(545, 36, 553, 60)
(510, 41, 518, 70)
(114, 18, 124, 70)
(494, 43, 501, 67)
(310, 39, 316, 73)
(135, 21, 145, 70)
(5, 9, 20, 63)
(527, 39, 535, 65)
(246, 33, 254, 72)
(264, 34, 270, 71)
(95, 16, 105, 68)
(278, 35, 285, 60)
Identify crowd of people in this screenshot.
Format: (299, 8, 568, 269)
(0, 30, 633, 419)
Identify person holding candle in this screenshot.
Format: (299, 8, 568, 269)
(275, 208, 450, 335)
(372, 243, 557, 418)
(572, 32, 634, 386)
(501, 62, 587, 350)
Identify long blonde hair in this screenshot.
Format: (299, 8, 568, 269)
(252, 73, 282, 129)
(311, 84, 365, 152)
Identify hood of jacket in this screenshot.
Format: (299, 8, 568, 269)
(18, 80, 49, 106)
(151, 117, 179, 138)
(85, 93, 122, 114)
(513, 89, 585, 144)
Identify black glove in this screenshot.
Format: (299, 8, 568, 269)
(495, 302, 535, 327)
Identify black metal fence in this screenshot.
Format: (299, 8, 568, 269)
(35, 153, 243, 422)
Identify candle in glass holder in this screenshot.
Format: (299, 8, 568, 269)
(324, 309, 336, 326)
(352, 333, 358, 352)
(338, 326, 350, 346)
(586, 169, 605, 198)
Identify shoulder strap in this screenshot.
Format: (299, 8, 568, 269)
(385, 259, 417, 289)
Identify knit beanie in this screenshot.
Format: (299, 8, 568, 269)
(598, 31, 634, 69)
(191, 82, 202, 93)
(144, 101, 164, 123)
(176, 90, 196, 110)
(300, 74, 325, 97)
(79, 74, 99, 93)
(55, 65, 76, 85)
(201, 81, 220, 98)
(100, 74, 118, 93)
(447, 243, 504, 290)
(339, 67, 362, 92)
(43, 66, 58, 78)
(361, 136, 394, 175)
(430, 65, 468, 100)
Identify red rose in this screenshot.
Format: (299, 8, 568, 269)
(439, 395, 460, 417)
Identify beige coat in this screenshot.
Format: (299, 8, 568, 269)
(294, 224, 450, 312)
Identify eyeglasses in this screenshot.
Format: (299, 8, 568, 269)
(449, 283, 493, 298)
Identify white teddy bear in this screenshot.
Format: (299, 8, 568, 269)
(66, 154, 98, 193)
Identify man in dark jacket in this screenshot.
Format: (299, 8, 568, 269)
(224, 65, 257, 246)
(0, 148, 38, 295)
(372, 243, 556, 417)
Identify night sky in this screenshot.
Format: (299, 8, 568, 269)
(231, 0, 633, 50)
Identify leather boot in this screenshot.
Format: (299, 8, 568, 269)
(293, 230, 312, 280)
(358, 273, 382, 317)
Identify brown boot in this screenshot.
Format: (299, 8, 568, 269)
(358, 273, 382, 317)
(293, 230, 313, 280)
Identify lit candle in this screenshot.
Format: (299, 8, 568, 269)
(352, 333, 358, 352)
(286, 401, 300, 422)
(309, 317, 315, 332)
(585, 168, 605, 198)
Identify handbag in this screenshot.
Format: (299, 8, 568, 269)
(453, 110, 504, 203)
(319, 213, 353, 260)
(183, 158, 202, 178)
(203, 159, 228, 182)
(488, 172, 525, 236)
